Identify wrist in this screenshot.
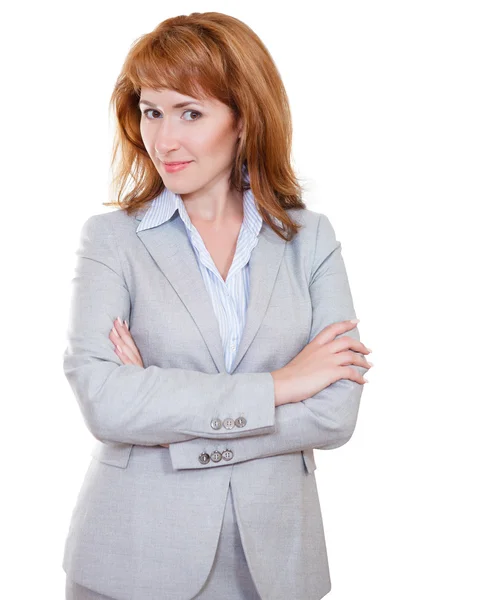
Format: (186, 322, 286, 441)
(270, 368, 293, 406)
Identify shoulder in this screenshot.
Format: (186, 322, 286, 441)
(79, 208, 138, 237)
(285, 207, 338, 249)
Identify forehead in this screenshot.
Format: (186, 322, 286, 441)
(139, 87, 212, 105)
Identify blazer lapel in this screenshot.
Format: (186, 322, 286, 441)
(230, 224, 286, 372)
(135, 209, 286, 374)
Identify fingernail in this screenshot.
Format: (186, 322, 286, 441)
(111, 326, 119, 338)
(350, 319, 360, 324)
(116, 316, 123, 327)
(367, 361, 374, 367)
(116, 344, 123, 354)
(363, 378, 369, 383)
(124, 320, 129, 330)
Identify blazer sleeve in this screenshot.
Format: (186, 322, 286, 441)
(168, 213, 367, 470)
(63, 214, 276, 446)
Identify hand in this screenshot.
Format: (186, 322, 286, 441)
(109, 317, 144, 368)
(109, 318, 169, 447)
(271, 319, 373, 406)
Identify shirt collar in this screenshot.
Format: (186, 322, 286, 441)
(136, 167, 263, 238)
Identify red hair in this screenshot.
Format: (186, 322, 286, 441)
(105, 12, 307, 241)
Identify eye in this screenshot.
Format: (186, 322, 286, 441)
(184, 110, 202, 121)
(142, 109, 202, 121)
(142, 108, 160, 120)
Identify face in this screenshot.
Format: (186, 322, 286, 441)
(138, 88, 243, 196)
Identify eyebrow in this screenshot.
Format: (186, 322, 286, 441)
(138, 99, 203, 109)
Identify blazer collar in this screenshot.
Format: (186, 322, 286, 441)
(134, 180, 286, 374)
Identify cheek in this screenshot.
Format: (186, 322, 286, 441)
(139, 126, 153, 152)
(196, 128, 238, 160)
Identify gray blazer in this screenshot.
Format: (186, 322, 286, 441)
(62, 203, 366, 600)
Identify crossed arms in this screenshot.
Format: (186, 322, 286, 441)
(63, 213, 366, 470)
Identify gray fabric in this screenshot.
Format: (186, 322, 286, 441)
(62, 206, 366, 600)
(135, 176, 264, 376)
(192, 483, 261, 599)
(66, 577, 116, 599)
(65, 484, 260, 600)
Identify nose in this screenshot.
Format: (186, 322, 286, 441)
(153, 117, 181, 154)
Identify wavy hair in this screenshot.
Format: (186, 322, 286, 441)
(105, 12, 307, 241)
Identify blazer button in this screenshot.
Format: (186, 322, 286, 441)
(235, 416, 247, 428)
(211, 450, 222, 462)
(222, 449, 234, 461)
(210, 418, 222, 430)
(222, 417, 235, 430)
(198, 452, 210, 465)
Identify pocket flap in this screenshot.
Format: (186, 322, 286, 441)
(90, 441, 134, 468)
(301, 449, 317, 474)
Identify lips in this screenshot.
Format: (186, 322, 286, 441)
(162, 160, 193, 173)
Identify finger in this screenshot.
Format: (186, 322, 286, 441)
(121, 330, 143, 362)
(113, 320, 143, 362)
(110, 327, 138, 364)
(330, 336, 372, 356)
(114, 344, 133, 365)
(335, 350, 374, 370)
(110, 330, 144, 367)
(109, 319, 142, 362)
(109, 327, 133, 356)
(314, 319, 361, 346)
(108, 327, 144, 369)
(115, 344, 144, 368)
(116, 340, 138, 364)
(338, 365, 369, 385)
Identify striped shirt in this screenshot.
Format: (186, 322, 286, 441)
(136, 174, 263, 373)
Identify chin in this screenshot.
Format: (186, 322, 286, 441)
(163, 182, 199, 195)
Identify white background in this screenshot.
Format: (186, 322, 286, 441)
(2, 1, 479, 598)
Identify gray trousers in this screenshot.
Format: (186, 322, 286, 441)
(65, 483, 261, 600)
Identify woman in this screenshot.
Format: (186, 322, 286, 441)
(62, 11, 373, 600)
